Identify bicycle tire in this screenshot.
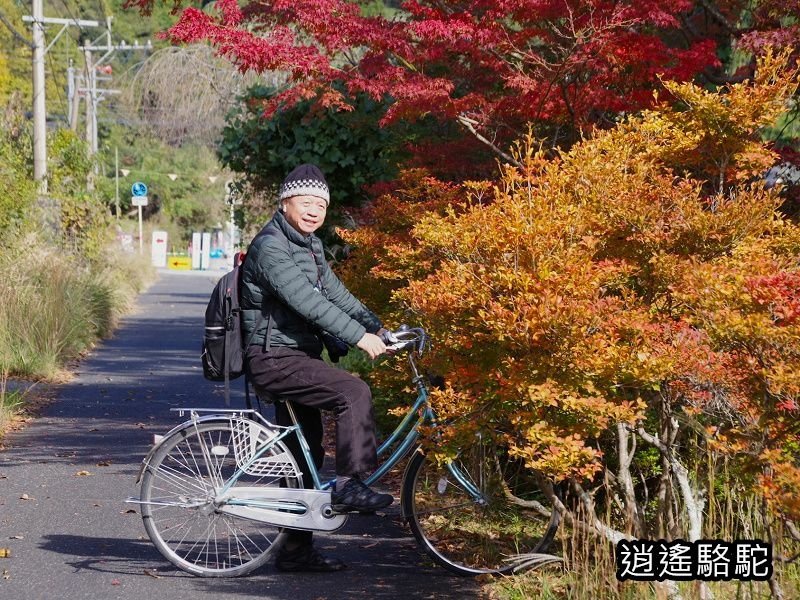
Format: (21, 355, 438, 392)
(140, 419, 302, 577)
(402, 439, 561, 576)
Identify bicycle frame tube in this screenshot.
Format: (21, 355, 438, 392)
(364, 389, 432, 487)
(283, 401, 325, 490)
(285, 387, 433, 492)
(376, 391, 428, 457)
(445, 459, 485, 502)
(239, 350, 437, 493)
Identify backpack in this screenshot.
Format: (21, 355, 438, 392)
(201, 252, 252, 404)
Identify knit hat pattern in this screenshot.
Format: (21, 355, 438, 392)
(278, 164, 330, 205)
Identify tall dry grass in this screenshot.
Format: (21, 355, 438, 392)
(488, 472, 800, 600)
(0, 233, 154, 381)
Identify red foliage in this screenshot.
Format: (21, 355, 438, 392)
(128, 0, 732, 171)
(747, 271, 800, 326)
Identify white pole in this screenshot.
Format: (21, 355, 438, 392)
(31, 0, 47, 193)
(66, 60, 74, 126)
(91, 61, 98, 156)
(138, 204, 143, 254)
(114, 146, 119, 219)
(84, 46, 94, 191)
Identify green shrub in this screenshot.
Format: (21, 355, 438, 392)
(219, 87, 400, 214)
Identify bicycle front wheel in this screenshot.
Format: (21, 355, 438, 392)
(140, 419, 302, 577)
(402, 438, 561, 576)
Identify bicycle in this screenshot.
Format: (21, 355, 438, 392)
(127, 326, 562, 577)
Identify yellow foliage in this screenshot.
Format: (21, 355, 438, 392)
(631, 47, 799, 189)
(341, 51, 800, 507)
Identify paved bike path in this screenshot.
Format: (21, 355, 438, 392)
(0, 270, 479, 600)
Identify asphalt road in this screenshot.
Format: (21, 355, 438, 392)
(0, 269, 479, 600)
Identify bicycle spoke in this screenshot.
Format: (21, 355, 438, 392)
(140, 421, 299, 576)
(411, 499, 478, 517)
(404, 442, 560, 575)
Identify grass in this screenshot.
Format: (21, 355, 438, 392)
(0, 232, 155, 382)
(485, 482, 800, 600)
(0, 368, 24, 435)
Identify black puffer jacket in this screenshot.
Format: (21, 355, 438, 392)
(240, 211, 382, 355)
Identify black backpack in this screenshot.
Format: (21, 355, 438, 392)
(201, 252, 256, 404)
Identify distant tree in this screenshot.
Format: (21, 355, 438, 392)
(122, 44, 284, 146)
(219, 86, 399, 208)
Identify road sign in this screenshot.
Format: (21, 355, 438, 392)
(152, 230, 168, 268)
(132, 181, 148, 197)
(132, 191, 148, 255)
(168, 255, 191, 270)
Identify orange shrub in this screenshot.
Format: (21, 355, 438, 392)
(341, 50, 800, 520)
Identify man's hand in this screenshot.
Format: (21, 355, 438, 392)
(357, 332, 387, 359)
(376, 328, 397, 354)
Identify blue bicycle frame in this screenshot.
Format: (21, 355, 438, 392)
(275, 350, 486, 504)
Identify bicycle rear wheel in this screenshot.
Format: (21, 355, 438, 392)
(402, 436, 561, 576)
(140, 419, 302, 577)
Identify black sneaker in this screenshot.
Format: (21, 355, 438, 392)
(331, 478, 394, 513)
(275, 544, 346, 573)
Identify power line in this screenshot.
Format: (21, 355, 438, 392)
(54, 0, 90, 40)
(0, 9, 34, 48)
(46, 45, 68, 117)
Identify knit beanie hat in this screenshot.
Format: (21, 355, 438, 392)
(278, 164, 330, 206)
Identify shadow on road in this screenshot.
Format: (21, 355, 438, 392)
(39, 532, 476, 599)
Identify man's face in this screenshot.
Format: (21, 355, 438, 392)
(282, 194, 328, 235)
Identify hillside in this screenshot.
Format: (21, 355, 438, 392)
(0, 0, 246, 247)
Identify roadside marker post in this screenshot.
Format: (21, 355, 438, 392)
(131, 182, 148, 254)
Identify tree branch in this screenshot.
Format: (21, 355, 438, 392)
(537, 474, 684, 600)
(617, 422, 643, 536)
(498, 474, 555, 518)
(633, 423, 711, 600)
(457, 114, 522, 167)
(786, 520, 800, 541)
(635, 424, 706, 541)
(696, 0, 740, 35)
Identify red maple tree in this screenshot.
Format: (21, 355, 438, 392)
(130, 0, 726, 167)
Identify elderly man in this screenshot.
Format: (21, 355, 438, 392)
(240, 164, 393, 572)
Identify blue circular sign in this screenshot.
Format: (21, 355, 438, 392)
(131, 182, 148, 197)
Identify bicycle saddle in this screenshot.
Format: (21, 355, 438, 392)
(252, 385, 288, 404)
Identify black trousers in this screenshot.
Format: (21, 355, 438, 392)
(245, 345, 379, 548)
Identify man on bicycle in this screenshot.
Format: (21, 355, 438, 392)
(240, 163, 393, 572)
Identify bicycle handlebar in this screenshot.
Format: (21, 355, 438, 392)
(381, 325, 428, 356)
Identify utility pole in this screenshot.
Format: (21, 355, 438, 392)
(31, 0, 46, 193)
(22, 10, 100, 192)
(114, 146, 120, 219)
(84, 44, 95, 190)
(79, 23, 151, 190)
(67, 59, 80, 130)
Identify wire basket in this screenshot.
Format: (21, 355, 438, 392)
(229, 417, 299, 479)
